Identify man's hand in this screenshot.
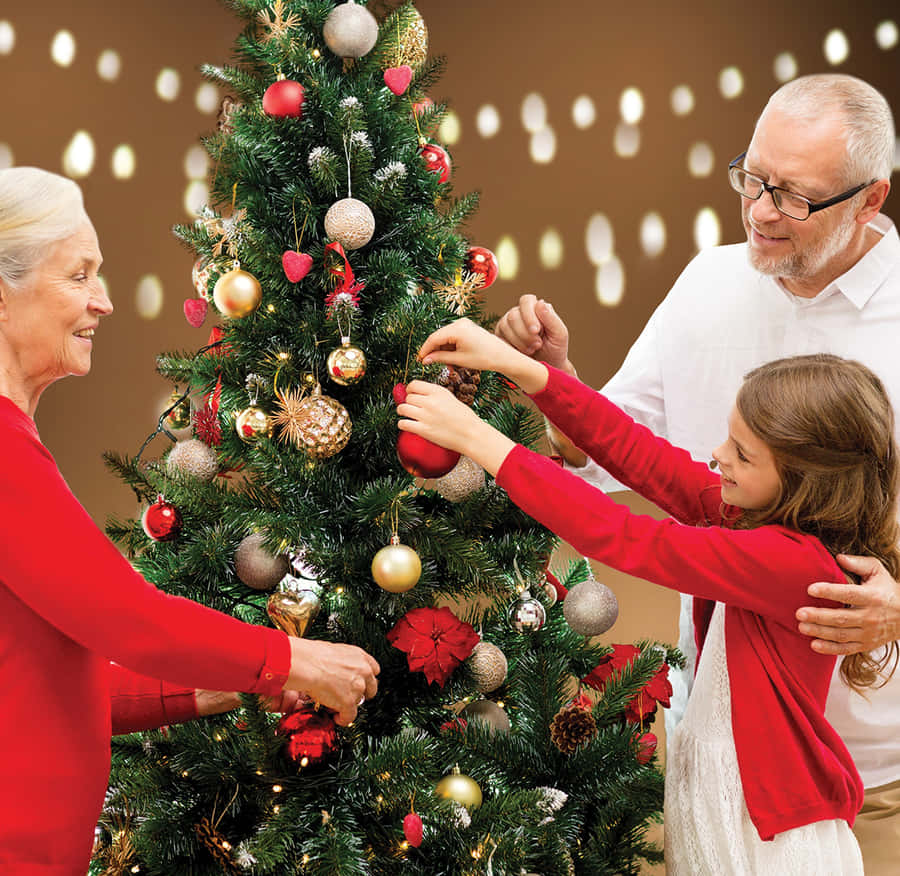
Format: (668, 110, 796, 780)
(796, 554, 900, 655)
(494, 294, 573, 373)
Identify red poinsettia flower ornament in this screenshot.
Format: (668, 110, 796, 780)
(581, 643, 672, 722)
(387, 606, 479, 686)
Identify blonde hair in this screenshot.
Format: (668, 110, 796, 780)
(761, 73, 895, 186)
(0, 167, 87, 289)
(734, 354, 900, 691)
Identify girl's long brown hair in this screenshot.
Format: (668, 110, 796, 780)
(734, 354, 899, 692)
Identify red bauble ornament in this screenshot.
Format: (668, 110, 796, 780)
(465, 246, 499, 289)
(412, 96, 433, 116)
(636, 731, 658, 764)
(263, 79, 306, 118)
(392, 382, 407, 405)
(276, 707, 339, 766)
(419, 143, 451, 184)
(403, 812, 424, 847)
(282, 250, 313, 282)
(397, 431, 460, 478)
(141, 495, 182, 542)
(384, 65, 413, 96)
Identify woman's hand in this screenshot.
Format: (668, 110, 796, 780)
(397, 380, 517, 476)
(284, 638, 380, 726)
(418, 318, 549, 394)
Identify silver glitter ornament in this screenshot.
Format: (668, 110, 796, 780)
(562, 576, 619, 636)
(166, 438, 219, 482)
(234, 532, 290, 591)
(461, 698, 510, 734)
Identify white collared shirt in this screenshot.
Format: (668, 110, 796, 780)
(575, 214, 900, 788)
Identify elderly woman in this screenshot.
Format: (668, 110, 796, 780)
(0, 166, 380, 873)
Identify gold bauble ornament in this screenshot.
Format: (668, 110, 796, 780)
(461, 698, 510, 735)
(266, 583, 322, 637)
(371, 535, 421, 593)
(433, 455, 485, 502)
(212, 266, 262, 318)
(164, 389, 192, 431)
(166, 438, 219, 482)
(235, 406, 272, 443)
(326, 339, 367, 386)
(322, 0, 379, 58)
(467, 641, 508, 693)
(273, 384, 352, 458)
(324, 198, 375, 250)
(234, 532, 289, 591)
(435, 766, 482, 809)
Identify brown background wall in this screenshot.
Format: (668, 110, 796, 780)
(2, 2, 898, 869)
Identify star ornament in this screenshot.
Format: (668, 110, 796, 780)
(387, 606, 479, 687)
(430, 270, 485, 316)
(272, 386, 308, 448)
(257, 0, 301, 42)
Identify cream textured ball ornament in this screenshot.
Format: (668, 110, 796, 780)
(324, 198, 375, 250)
(461, 698, 510, 734)
(562, 576, 619, 637)
(433, 455, 485, 502)
(234, 532, 290, 591)
(467, 641, 508, 693)
(322, 1, 379, 59)
(166, 439, 219, 482)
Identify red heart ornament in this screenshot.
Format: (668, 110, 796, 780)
(392, 383, 407, 405)
(282, 250, 313, 283)
(183, 297, 208, 327)
(384, 65, 413, 96)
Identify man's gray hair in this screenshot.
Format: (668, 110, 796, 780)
(762, 73, 895, 186)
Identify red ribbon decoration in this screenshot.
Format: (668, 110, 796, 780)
(323, 241, 365, 309)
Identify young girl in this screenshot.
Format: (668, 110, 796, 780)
(396, 318, 900, 875)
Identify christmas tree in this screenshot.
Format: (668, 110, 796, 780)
(93, 2, 679, 873)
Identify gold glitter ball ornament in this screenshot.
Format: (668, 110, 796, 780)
(323, 0, 379, 58)
(235, 406, 272, 442)
(326, 340, 367, 386)
(324, 198, 375, 250)
(234, 532, 289, 591)
(433, 455, 485, 502)
(371, 536, 421, 592)
(273, 384, 352, 458)
(435, 767, 482, 809)
(166, 438, 219, 482)
(377, 6, 428, 71)
(212, 266, 262, 318)
(466, 641, 508, 693)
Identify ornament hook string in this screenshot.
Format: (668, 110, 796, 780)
(291, 196, 309, 252)
(342, 133, 352, 199)
(402, 324, 416, 384)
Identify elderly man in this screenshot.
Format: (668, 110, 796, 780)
(497, 73, 900, 874)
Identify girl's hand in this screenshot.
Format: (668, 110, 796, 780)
(397, 380, 517, 476)
(419, 318, 550, 394)
(397, 380, 484, 455)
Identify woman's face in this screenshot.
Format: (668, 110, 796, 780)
(1, 219, 112, 385)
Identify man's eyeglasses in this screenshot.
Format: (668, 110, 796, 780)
(727, 151, 872, 221)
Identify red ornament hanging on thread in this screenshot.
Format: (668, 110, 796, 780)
(263, 77, 306, 119)
(464, 246, 499, 289)
(419, 142, 452, 184)
(276, 706, 339, 767)
(141, 495, 182, 542)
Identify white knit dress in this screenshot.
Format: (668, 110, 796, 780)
(664, 602, 863, 875)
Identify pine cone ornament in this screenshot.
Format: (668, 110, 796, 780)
(194, 817, 241, 876)
(550, 696, 598, 754)
(438, 365, 481, 406)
